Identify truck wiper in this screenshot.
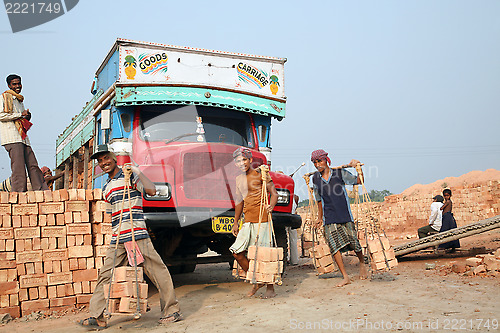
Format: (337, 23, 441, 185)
(164, 133, 199, 145)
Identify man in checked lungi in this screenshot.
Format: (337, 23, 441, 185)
(310, 149, 368, 287)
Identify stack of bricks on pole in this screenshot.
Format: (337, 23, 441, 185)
(310, 242, 336, 275)
(0, 189, 112, 318)
(245, 245, 283, 284)
(103, 267, 147, 314)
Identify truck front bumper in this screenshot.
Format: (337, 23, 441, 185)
(144, 211, 302, 229)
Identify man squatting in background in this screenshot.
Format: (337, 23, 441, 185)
(310, 149, 368, 287)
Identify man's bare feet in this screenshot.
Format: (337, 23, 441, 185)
(247, 284, 264, 297)
(260, 285, 276, 299)
(359, 264, 368, 280)
(336, 277, 351, 287)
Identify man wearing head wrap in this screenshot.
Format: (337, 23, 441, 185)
(310, 149, 367, 286)
(230, 147, 279, 299)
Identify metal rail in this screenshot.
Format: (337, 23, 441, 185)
(394, 215, 500, 257)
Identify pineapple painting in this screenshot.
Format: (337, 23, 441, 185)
(124, 55, 137, 80)
(269, 75, 279, 95)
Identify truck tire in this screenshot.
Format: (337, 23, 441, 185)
(274, 226, 288, 273)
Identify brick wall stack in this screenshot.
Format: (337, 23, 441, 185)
(0, 190, 112, 318)
(351, 180, 500, 236)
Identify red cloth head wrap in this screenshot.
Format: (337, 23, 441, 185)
(233, 147, 252, 160)
(311, 149, 331, 164)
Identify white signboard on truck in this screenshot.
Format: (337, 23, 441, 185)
(116, 40, 286, 100)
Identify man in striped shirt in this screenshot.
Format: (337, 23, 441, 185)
(79, 145, 181, 329)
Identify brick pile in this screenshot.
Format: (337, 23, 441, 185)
(0, 190, 111, 318)
(351, 176, 500, 237)
(246, 246, 283, 284)
(104, 267, 147, 314)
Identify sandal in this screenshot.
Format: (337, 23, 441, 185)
(78, 317, 107, 330)
(158, 312, 183, 324)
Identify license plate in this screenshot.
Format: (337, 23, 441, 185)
(212, 216, 237, 233)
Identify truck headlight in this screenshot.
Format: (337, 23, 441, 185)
(144, 183, 171, 200)
(276, 188, 290, 206)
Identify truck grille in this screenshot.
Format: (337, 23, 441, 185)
(183, 152, 239, 200)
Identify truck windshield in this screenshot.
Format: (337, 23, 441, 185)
(139, 105, 252, 146)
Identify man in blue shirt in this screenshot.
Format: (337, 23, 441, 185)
(311, 149, 367, 287)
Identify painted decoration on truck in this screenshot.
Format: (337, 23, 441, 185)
(138, 52, 168, 75)
(124, 55, 137, 80)
(118, 46, 285, 99)
(237, 62, 269, 89)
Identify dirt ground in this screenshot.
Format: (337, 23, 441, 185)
(4, 230, 500, 333)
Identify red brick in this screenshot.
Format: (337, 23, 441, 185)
(25, 262, 35, 275)
(51, 190, 60, 202)
(14, 227, 40, 239)
(47, 271, 72, 286)
(0, 281, 19, 295)
(0, 203, 11, 216)
(41, 226, 66, 238)
(47, 214, 56, 226)
(64, 211, 73, 223)
(67, 223, 92, 235)
(43, 249, 68, 261)
(8, 192, 17, 204)
(47, 286, 57, 299)
(65, 283, 74, 296)
(0, 192, 9, 204)
(67, 235, 76, 247)
(12, 215, 21, 228)
(21, 299, 49, 316)
(38, 202, 64, 215)
(56, 284, 65, 297)
(18, 288, 28, 301)
(21, 215, 30, 227)
(57, 237, 66, 248)
(38, 214, 47, 226)
(65, 201, 89, 212)
(0, 306, 20, 318)
(49, 296, 76, 307)
(52, 261, 61, 273)
(76, 294, 92, 304)
(29, 215, 37, 226)
(43, 190, 53, 202)
(26, 191, 36, 203)
(103, 282, 148, 298)
(9, 293, 18, 306)
(39, 286, 47, 299)
(68, 245, 93, 258)
(18, 193, 27, 204)
(0, 228, 13, 239)
(0, 260, 16, 270)
(57, 189, 69, 201)
(68, 189, 78, 201)
(12, 203, 38, 216)
(28, 287, 39, 300)
(56, 213, 66, 225)
(2, 215, 12, 228)
(19, 274, 47, 288)
(16, 250, 42, 264)
(93, 189, 102, 200)
(34, 191, 44, 203)
(85, 190, 93, 201)
(77, 189, 86, 201)
(72, 269, 98, 282)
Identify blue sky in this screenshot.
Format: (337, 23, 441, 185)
(1, 0, 499, 200)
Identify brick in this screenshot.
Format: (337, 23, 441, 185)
(10, 293, 19, 306)
(103, 282, 148, 298)
(47, 272, 73, 286)
(48, 237, 57, 249)
(86, 257, 94, 269)
(0, 306, 20, 318)
(19, 274, 47, 288)
(94, 223, 112, 235)
(94, 201, 109, 212)
(21, 299, 49, 316)
(40, 238, 49, 250)
(57, 189, 69, 201)
(38, 214, 47, 226)
(72, 269, 98, 282)
(1, 294, 10, 307)
(68, 246, 93, 258)
(49, 296, 76, 307)
(56, 214, 65, 225)
(38, 202, 64, 215)
(0, 281, 19, 295)
(119, 297, 147, 313)
(21, 215, 30, 227)
(34, 191, 44, 203)
(32, 237, 41, 250)
(52, 261, 61, 273)
(77, 189, 86, 201)
(43, 190, 53, 202)
(51, 190, 60, 202)
(16, 263, 26, 275)
(65, 201, 89, 212)
(73, 212, 81, 223)
(18, 193, 27, 204)
(15, 239, 25, 252)
(68, 189, 78, 201)
(12, 203, 38, 215)
(26, 191, 36, 203)
(43, 249, 68, 261)
(247, 246, 284, 261)
(65, 283, 74, 296)
(18, 288, 28, 301)
(61, 260, 70, 272)
(85, 190, 93, 201)
(64, 211, 73, 223)
(0, 192, 9, 203)
(2, 215, 12, 227)
(16, 250, 43, 264)
(14, 227, 40, 239)
(0, 228, 13, 239)
(76, 294, 92, 305)
(12, 216, 21, 227)
(0, 204, 11, 215)
(25, 262, 35, 274)
(81, 281, 91, 294)
(8, 192, 17, 204)
(47, 214, 56, 226)
(81, 211, 90, 223)
(47, 286, 57, 299)
(465, 257, 483, 267)
(84, 235, 92, 245)
(93, 189, 102, 200)
(93, 211, 103, 222)
(78, 258, 87, 270)
(29, 287, 39, 300)
(114, 266, 144, 282)
(41, 226, 66, 238)
(29, 215, 37, 226)
(38, 286, 47, 299)
(67, 223, 92, 235)
(103, 213, 111, 222)
(95, 245, 108, 257)
(57, 237, 66, 248)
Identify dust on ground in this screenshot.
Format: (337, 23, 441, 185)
(4, 230, 500, 333)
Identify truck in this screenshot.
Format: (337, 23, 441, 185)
(55, 38, 301, 273)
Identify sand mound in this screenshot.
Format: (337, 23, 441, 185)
(401, 169, 500, 196)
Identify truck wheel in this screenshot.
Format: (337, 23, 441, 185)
(274, 226, 288, 273)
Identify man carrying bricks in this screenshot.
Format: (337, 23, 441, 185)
(310, 149, 367, 287)
(230, 147, 279, 299)
(78, 145, 181, 329)
(0, 74, 48, 192)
